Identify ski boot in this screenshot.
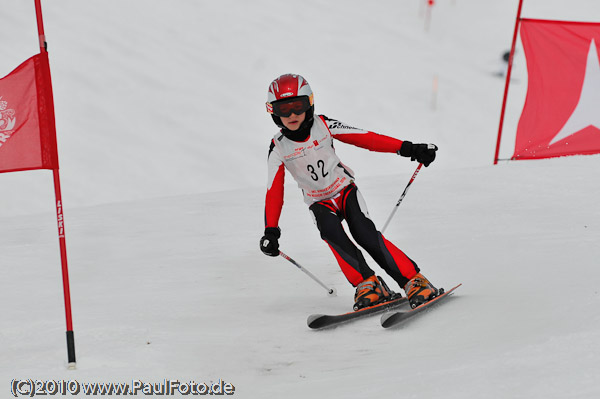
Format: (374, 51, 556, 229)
(353, 275, 393, 311)
(404, 273, 439, 309)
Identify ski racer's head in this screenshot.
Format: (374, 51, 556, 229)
(266, 74, 315, 140)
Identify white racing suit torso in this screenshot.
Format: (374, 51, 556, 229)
(264, 115, 404, 228)
(269, 116, 354, 204)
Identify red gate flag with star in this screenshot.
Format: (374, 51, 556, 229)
(0, 52, 59, 173)
(513, 19, 600, 160)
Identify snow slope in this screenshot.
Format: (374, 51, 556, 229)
(1, 0, 600, 398)
(0, 0, 538, 216)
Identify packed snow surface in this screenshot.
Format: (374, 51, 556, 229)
(1, 1, 599, 398)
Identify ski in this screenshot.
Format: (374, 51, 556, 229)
(380, 283, 462, 328)
(307, 295, 408, 329)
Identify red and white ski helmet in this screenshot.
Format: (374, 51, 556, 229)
(266, 74, 314, 129)
(266, 74, 313, 111)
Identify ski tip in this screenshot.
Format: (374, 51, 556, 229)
(380, 312, 394, 326)
(444, 283, 462, 294)
(307, 314, 325, 328)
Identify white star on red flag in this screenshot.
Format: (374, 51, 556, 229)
(550, 39, 600, 145)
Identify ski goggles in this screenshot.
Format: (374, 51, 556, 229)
(266, 95, 313, 117)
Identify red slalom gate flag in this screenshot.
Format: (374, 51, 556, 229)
(514, 19, 600, 160)
(0, 52, 59, 173)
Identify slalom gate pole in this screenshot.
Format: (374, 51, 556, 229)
(279, 251, 337, 297)
(53, 170, 76, 368)
(493, 0, 525, 164)
(35, 0, 76, 369)
(381, 163, 423, 234)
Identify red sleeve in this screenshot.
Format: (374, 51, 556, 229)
(333, 132, 403, 153)
(265, 163, 285, 228)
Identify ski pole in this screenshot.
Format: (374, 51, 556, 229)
(279, 251, 337, 297)
(381, 163, 423, 233)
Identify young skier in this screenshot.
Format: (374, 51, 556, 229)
(260, 74, 439, 310)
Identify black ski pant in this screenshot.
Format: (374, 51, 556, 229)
(309, 183, 419, 289)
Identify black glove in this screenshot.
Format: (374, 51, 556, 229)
(397, 141, 438, 167)
(260, 227, 281, 257)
